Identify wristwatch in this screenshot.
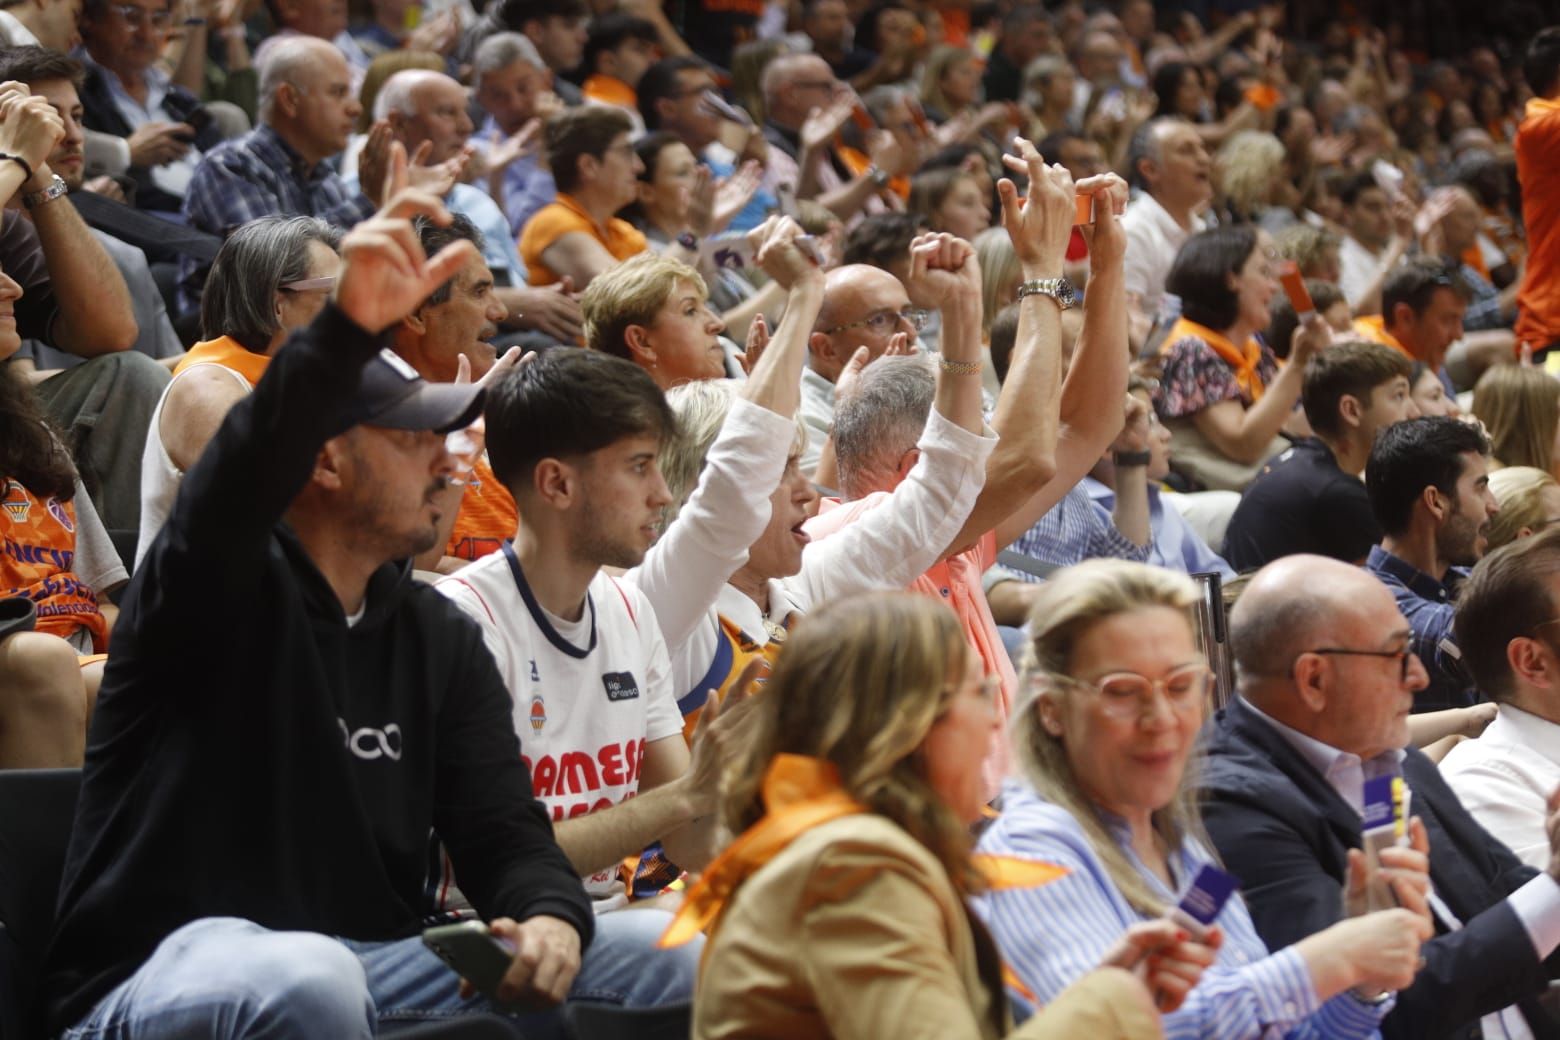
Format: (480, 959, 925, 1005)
(1017, 277, 1078, 310)
(1113, 450, 1152, 468)
(676, 231, 699, 251)
(866, 164, 890, 189)
(22, 174, 67, 210)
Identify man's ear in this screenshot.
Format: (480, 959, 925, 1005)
(808, 330, 836, 364)
(401, 307, 428, 335)
(275, 81, 301, 120)
(576, 153, 601, 187)
(1421, 482, 1449, 524)
(623, 323, 654, 365)
(532, 458, 577, 509)
(1508, 635, 1560, 691)
(1338, 392, 1363, 431)
(1291, 653, 1329, 714)
(310, 438, 349, 491)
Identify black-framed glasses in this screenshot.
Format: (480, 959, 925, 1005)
(1307, 646, 1414, 682)
(823, 306, 930, 336)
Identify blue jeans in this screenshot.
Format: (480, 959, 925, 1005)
(62, 910, 701, 1039)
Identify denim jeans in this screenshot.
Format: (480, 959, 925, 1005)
(62, 910, 701, 1039)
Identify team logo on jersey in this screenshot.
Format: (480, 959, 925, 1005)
(602, 671, 640, 702)
(1, 480, 29, 523)
(529, 695, 547, 734)
(45, 497, 73, 533)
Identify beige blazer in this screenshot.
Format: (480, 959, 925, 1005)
(691, 813, 1163, 1040)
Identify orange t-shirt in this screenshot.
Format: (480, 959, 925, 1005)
(518, 193, 648, 287)
(1, 478, 108, 650)
(446, 454, 517, 563)
(172, 335, 270, 385)
(582, 75, 637, 110)
(1516, 97, 1560, 350)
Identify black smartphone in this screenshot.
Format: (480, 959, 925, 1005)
(173, 106, 213, 143)
(422, 921, 517, 1005)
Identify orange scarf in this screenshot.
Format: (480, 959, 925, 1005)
(1162, 317, 1268, 403)
(172, 335, 271, 387)
(1350, 314, 1414, 360)
(659, 754, 1068, 952)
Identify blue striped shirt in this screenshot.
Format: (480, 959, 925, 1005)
(973, 781, 1390, 1040)
(1001, 483, 1150, 581)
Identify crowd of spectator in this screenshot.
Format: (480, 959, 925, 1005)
(6, 0, 1560, 1036)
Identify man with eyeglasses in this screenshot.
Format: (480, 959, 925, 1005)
(1202, 552, 1560, 1040)
(77, 0, 222, 213)
(638, 55, 777, 235)
(1444, 526, 1560, 871)
(808, 147, 1133, 796)
(1364, 415, 1498, 714)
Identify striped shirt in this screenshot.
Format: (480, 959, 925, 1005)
(973, 782, 1390, 1040)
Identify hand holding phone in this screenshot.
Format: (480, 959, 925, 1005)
(424, 915, 582, 1009)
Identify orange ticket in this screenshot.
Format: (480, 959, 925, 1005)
(1278, 262, 1314, 320)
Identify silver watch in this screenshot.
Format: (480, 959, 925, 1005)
(22, 174, 67, 210)
(1017, 277, 1078, 309)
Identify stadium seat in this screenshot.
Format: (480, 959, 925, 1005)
(563, 1001, 693, 1040)
(0, 768, 82, 1040)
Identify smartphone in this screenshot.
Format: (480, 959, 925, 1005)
(422, 921, 517, 1004)
(173, 106, 213, 144)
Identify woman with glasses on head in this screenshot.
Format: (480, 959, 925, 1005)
(1154, 226, 1331, 491)
(683, 590, 1164, 1039)
(974, 559, 1434, 1040)
(135, 216, 342, 568)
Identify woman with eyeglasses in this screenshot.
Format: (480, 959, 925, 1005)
(682, 591, 1164, 1039)
(135, 216, 342, 568)
(974, 559, 1434, 1040)
(1154, 226, 1330, 491)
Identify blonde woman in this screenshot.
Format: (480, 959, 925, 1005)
(921, 45, 984, 122)
(1471, 364, 1560, 476)
(1214, 131, 1286, 226)
(974, 560, 1434, 1039)
(680, 592, 1165, 1039)
(1486, 466, 1560, 551)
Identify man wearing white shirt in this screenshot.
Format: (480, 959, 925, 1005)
(1203, 553, 1560, 1040)
(1336, 171, 1415, 316)
(1120, 117, 1210, 349)
(1444, 527, 1560, 870)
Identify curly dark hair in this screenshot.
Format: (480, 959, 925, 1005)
(0, 364, 76, 502)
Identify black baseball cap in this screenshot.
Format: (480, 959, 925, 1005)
(349, 350, 485, 434)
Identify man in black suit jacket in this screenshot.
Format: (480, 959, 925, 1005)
(1201, 553, 1560, 1040)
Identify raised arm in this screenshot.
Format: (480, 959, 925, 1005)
(992, 172, 1134, 550)
(1191, 317, 1326, 465)
(145, 148, 477, 620)
(626, 218, 823, 649)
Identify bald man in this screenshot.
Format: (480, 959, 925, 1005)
(1201, 554, 1560, 1040)
(181, 36, 385, 307)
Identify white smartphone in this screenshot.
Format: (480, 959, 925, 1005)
(422, 921, 517, 1005)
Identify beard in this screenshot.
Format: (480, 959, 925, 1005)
(572, 488, 649, 571)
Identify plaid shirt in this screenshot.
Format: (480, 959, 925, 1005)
(1001, 482, 1150, 581)
(1364, 545, 1475, 712)
(179, 124, 375, 308)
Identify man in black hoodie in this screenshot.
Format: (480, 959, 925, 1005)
(45, 157, 595, 1037)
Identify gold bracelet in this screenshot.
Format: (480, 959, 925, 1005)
(938, 357, 982, 375)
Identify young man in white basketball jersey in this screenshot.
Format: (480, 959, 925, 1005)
(436, 347, 724, 1002)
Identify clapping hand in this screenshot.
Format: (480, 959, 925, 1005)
(333, 143, 481, 335)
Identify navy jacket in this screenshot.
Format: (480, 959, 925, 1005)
(1200, 696, 1560, 1040)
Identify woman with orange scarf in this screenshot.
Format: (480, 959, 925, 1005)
(671, 592, 1172, 1039)
(1153, 226, 1329, 492)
